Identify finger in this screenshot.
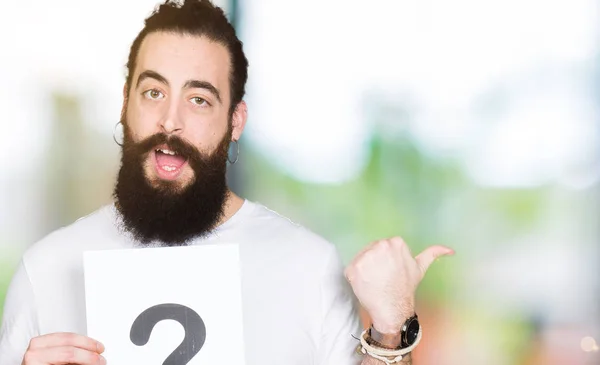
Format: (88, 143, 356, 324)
(389, 236, 412, 255)
(29, 333, 104, 353)
(354, 239, 381, 258)
(26, 346, 105, 365)
(345, 240, 381, 278)
(415, 245, 454, 275)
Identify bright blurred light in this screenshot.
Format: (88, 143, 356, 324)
(581, 336, 598, 352)
(242, 0, 599, 186)
(464, 89, 599, 188)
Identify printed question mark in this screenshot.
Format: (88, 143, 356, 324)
(130, 303, 206, 365)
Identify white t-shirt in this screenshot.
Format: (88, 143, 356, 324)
(0, 200, 362, 365)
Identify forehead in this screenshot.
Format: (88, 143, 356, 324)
(135, 32, 231, 93)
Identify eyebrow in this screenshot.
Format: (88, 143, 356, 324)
(136, 70, 168, 88)
(136, 69, 222, 104)
(184, 79, 222, 104)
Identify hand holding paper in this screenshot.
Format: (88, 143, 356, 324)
(20, 332, 105, 365)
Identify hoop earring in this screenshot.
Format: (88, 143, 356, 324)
(113, 121, 124, 147)
(228, 139, 239, 164)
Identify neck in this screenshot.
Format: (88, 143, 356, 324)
(217, 190, 245, 227)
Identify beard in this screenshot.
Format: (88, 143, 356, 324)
(113, 121, 232, 246)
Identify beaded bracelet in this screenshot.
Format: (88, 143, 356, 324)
(357, 326, 422, 364)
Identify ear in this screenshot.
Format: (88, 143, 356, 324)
(121, 83, 129, 120)
(230, 100, 248, 141)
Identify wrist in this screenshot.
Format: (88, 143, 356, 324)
(371, 312, 414, 334)
(369, 297, 415, 332)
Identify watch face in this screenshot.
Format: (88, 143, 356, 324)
(404, 318, 420, 346)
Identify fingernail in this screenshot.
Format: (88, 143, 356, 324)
(99, 355, 107, 364)
(97, 341, 105, 353)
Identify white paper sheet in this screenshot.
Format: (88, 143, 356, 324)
(84, 244, 245, 365)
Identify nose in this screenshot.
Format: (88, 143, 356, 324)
(160, 101, 184, 135)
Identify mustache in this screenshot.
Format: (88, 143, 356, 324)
(124, 132, 202, 162)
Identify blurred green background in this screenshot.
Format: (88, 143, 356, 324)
(1, 1, 599, 364)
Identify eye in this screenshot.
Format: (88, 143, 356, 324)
(143, 89, 164, 100)
(190, 97, 209, 106)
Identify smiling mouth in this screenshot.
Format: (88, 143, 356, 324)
(153, 144, 189, 180)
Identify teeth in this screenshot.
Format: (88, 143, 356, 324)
(156, 149, 176, 155)
(161, 166, 177, 172)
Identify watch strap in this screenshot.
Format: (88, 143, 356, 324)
(366, 327, 404, 350)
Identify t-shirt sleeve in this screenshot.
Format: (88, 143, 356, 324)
(0, 259, 39, 365)
(315, 246, 363, 365)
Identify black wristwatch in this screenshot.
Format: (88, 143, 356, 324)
(400, 314, 420, 348)
(368, 314, 420, 349)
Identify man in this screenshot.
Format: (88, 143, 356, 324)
(0, 1, 453, 364)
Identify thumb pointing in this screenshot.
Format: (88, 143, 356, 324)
(415, 245, 455, 275)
